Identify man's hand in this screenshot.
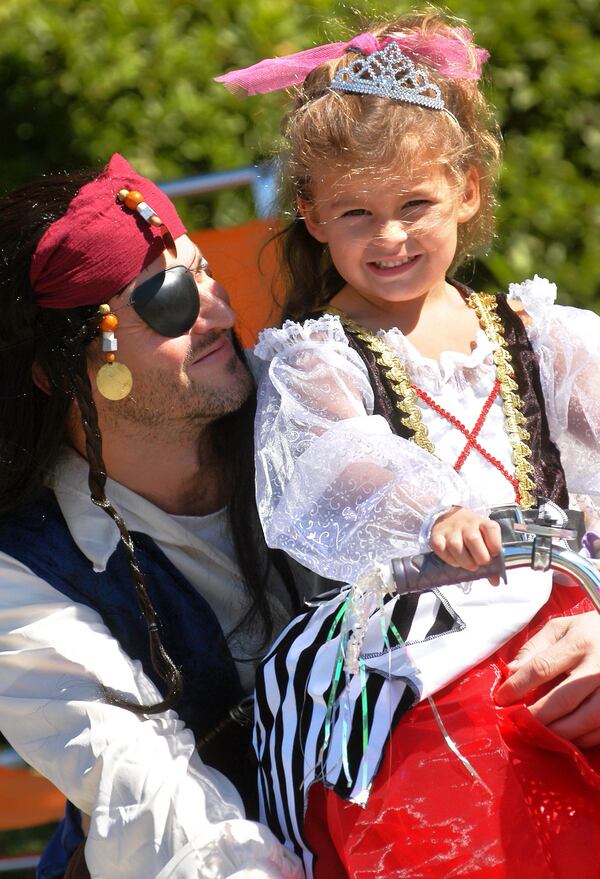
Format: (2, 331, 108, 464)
(431, 506, 502, 574)
(495, 611, 600, 747)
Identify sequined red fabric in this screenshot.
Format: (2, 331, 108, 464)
(305, 584, 600, 878)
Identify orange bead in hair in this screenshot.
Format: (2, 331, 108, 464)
(104, 352, 117, 363)
(99, 312, 119, 332)
(123, 190, 144, 210)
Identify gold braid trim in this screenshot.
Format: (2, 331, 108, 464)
(326, 306, 435, 453)
(325, 295, 537, 509)
(466, 292, 536, 508)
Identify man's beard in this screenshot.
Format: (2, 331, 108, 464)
(96, 333, 254, 436)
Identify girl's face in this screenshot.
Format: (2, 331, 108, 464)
(301, 162, 480, 310)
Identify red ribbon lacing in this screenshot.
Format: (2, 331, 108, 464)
(412, 378, 521, 503)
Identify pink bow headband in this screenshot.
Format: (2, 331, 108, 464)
(215, 28, 489, 96)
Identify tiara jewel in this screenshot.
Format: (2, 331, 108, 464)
(330, 41, 445, 111)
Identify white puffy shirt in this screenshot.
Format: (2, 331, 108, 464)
(0, 448, 301, 879)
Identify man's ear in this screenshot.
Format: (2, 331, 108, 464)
(31, 360, 51, 396)
(457, 167, 481, 224)
(298, 197, 329, 244)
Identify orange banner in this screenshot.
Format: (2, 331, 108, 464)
(0, 766, 64, 830)
(191, 219, 283, 348)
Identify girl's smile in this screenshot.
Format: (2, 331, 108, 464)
(366, 253, 422, 276)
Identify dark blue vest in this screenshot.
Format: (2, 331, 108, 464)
(0, 490, 247, 877)
(0, 490, 243, 738)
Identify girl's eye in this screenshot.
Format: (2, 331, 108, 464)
(400, 200, 432, 222)
(340, 208, 369, 218)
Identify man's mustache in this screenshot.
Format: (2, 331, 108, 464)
(186, 330, 235, 365)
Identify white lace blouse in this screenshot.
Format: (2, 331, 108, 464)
(254, 276, 600, 586)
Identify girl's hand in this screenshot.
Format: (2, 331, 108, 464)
(430, 506, 502, 573)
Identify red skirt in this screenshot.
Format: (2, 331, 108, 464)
(305, 583, 600, 878)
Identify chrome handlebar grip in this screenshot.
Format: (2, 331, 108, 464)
(503, 543, 600, 613)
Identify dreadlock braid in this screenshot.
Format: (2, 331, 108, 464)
(61, 314, 183, 714)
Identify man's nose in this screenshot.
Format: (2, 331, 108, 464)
(190, 277, 236, 335)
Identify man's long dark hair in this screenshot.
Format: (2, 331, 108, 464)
(0, 171, 298, 715)
(214, 383, 301, 651)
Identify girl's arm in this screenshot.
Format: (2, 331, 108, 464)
(254, 315, 487, 584)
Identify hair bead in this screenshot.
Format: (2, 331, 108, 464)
(122, 190, 144, 210)
(117, 188, 163, 228)
(96, 304, 132, 400)
(99, 312, 119, 332)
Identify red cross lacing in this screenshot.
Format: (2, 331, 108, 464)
(411, 378, 521, 503)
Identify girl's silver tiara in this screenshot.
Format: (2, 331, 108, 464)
(330, 42, 459, 124)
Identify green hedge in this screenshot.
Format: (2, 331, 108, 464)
(1, 0, 598, 306)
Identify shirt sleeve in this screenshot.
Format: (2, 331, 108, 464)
(0, 553, 301, 879)
(509, 276, 600, 498)
(253, 315, 486, 584)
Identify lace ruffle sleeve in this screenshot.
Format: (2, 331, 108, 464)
(509, 275, 600, 497)
(254, 313, 350, 360)
(254, 316, 484, 584)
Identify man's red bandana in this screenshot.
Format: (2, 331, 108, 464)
(30, 153, 186, 309)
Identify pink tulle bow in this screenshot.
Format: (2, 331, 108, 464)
(397, 28, 489, 79)
(215, 28, 489, 96)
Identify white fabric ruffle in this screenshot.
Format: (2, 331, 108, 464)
(510, 274, 600, 497)
(382, 325, 495, 394)
(255, 314, 349, 360)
